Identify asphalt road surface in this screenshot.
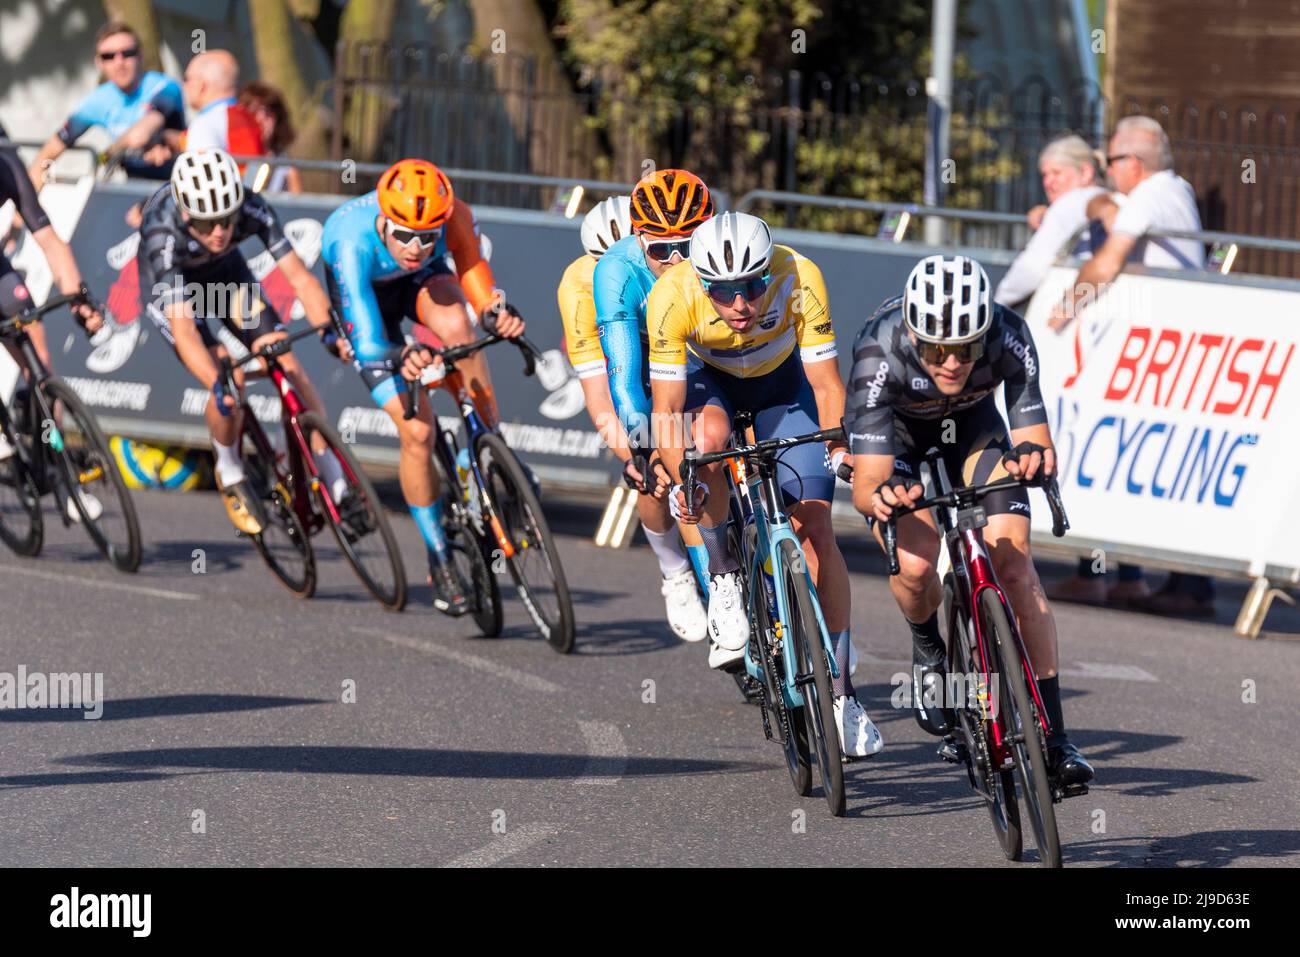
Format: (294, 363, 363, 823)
(2, 488, 1297, 867)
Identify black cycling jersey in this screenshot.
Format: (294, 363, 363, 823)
(846, 295, 1047, 458)
(136, 185, 292, 312)
(0, 144, 51, 233)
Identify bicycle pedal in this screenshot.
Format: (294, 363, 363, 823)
(1052, 782, 1089, 803)
(937, 738, 967, 765)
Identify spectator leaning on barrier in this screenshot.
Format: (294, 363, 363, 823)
(237, 82, 302, 194)
(994, 134, 1108, 310)
(27, 21, 184, 185)
(176, 51, 264, 160)
(1046, 114, 1213, 618)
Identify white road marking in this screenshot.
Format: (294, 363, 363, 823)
(1061, 661, 1159, 682)
(575, 720, 627, 787)
(445, 822, 562, 867)
(0, 563, 199, 601)
(353, 627, 564, 694)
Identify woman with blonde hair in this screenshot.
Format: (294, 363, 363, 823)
(994, 133, 1106, 308)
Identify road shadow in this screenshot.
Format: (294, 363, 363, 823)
(1065, 828, 1300, 867)
(571, 619, 679, 656)
(52, 745, 768, 781)
(0, 694, 325, 723)
(138, 539, 251, 573)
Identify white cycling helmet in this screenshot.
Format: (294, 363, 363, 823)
(689, 212, 772, 281)
(902, 255, 992, 343)
(171, 148, 244, 220)
(579, 196, 632, 258)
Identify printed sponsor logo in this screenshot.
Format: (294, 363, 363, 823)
(911, 376, 928, 390)
(63, 376, 150, 411)
(1002, 329, 1037, 377)
(863, 360, 890, 408)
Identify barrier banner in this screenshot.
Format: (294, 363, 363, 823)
(1024, 266, 1300, 576)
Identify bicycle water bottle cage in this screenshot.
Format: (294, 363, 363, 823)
(955, 505, 988, 534)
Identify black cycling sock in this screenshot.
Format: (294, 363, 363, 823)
(697, 519, 739, 577)
(908, 612, 945, 665)
(1038, 675, 1067, 748)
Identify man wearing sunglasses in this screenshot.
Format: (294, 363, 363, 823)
(847, 255, 1094, 790)
(644, 212, 882, 756)
(138, 148, 345, 536)
(321, 158, 525, 615)
(28, 22, 184, 185)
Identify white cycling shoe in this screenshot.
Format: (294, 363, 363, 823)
(707, 572, 750, 651)
(661, 567, 708, 642)
(708, 640, 745, 670)
(66, 490, 104, 523)
(835, 695, 884, 758)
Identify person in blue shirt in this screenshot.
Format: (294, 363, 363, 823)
(28, 21, 184, 185)
(323, 158, 526, 615)
(592, 169, 715, 630)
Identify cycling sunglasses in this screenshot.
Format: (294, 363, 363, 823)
(190, 213, 237, 234)
(916, 338, 985, 365)
(98, 48, 140, 62)
(641, 236, 691, 262)
(386, 220, 442, 251)
(701, 272, 772, 305)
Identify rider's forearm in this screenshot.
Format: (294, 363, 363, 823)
(27, 138, 63, 191)
(804, 358, 848, 449)
(171, 311, 219, 386)
(851, 454, 897, 516)
(580, 377, 631, 463)
(32, 226, 83, 295)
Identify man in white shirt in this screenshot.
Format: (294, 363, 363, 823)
(1046, 115, 1213, 617)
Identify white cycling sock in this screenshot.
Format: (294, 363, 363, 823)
(643, 525, 690, 578)
(314, 448, 349, 501)
(212, 438, 245, 487)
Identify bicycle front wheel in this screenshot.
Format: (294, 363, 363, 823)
(246, 456, 316, 599)
(298, 412, 406, 611)
(476, 432, 575, 653)
(979, 588, 1061, 867)
(40, 377, 142, 572)
(780, 538, 845, 818)
(0, 408, 42, 556)
(945, 575, 1021, 861)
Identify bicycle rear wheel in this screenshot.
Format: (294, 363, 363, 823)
(298, 412, 406, 611)
(978, 588, 1061, 867)
(476, 432, 575, 653)
(945, 575, 1021, 861)
(40, 377, 142, 572)
(0, 408, 42, 556)
(780, 538, 845, 818)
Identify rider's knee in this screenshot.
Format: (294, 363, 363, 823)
(895, 549, 937, 593)
(399, 414, 435, 450)
(991, 543, 1036, 592)
(690, 417, 730, 455)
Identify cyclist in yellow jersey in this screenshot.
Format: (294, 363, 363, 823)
(649, 211, 882, 758)
(558, 197, 707, 641)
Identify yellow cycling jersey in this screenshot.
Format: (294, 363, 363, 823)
(557, 254, 606, 379)
(646, 245, 837, 380)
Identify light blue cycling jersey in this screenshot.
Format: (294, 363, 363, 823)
(592, 234, 657, 442)
(322, 192, 459, 401)
(59, 72, 185, 179)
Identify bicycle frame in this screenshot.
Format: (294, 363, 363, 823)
(926, 453, 1053, 762)
(417, 362, 516, 561)
(1, 319, 81, 507)
(716, 445, 840, 712)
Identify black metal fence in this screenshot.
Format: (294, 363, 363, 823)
(329, 42, 1299, 273)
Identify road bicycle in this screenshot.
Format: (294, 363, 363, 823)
(683, 417, 847, 816)
(217, 325, 406, 608)
(0, 290, 141, 571)
(881, 449, 1077, 866)
(401, 333, 576, 653)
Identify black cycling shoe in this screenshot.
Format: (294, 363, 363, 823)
(1047, 741, 1095, 791)
(429, 556, 470, 616)
(912, 652, 954, 736)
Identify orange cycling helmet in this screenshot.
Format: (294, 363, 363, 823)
(629, 169, 714, 237)
(377, 159, 454, 230)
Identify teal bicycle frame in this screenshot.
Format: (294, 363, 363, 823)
(684, 423, 844, 710)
